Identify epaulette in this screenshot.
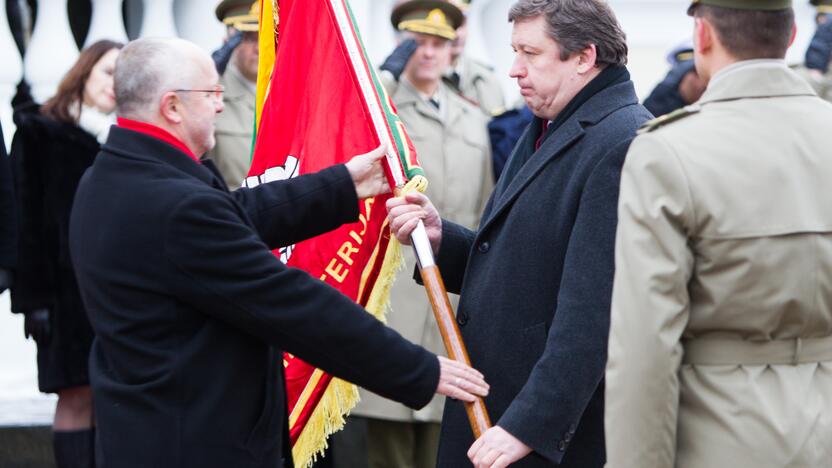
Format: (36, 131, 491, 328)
(638, 104, 701, 134)
(470, 58, 496, 73)
(448, 85, 482, 109)
(490, 106, 507, 117)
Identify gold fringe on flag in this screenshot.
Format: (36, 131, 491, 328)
(365, 175, 429, 321)
(292, 377, 359, 468)
(292, 175, 429, 468)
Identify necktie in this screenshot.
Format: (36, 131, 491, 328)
(535, 120, 550, 151)
(449, 71, 461, 91)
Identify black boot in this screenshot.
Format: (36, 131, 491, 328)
(53, 429, 95, 468)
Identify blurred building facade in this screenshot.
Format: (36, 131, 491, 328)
(0, 0, 820, 150)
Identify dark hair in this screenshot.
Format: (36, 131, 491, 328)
(41, 39, 124, 124)
(508, 0, 628, 66)
(692, 5, 794, 60)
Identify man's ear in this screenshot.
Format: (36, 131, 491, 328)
(159, 92, 184, 124)
(693, 17, 712, 56)
(576, 44, 598, 74)
(788, 22, 797, 48)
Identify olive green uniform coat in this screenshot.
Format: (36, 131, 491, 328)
(606, 60, 832, 468)
(205, 63, 255, 189)
(353, 76, 493, 423)
(448, 55, 506, 116)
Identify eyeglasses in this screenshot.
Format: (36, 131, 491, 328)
(173, 84, 225, 100)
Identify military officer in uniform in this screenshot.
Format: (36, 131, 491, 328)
(605, 0, 832, 466)
(204, 0, 260, 189)
(340, 2, 493, 467)
(444, 0, 506, 116)
(642, 44, 707, 117)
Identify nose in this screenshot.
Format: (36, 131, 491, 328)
(421, 43, 436, 59)
(215, 98, 224, 114)
(509, 55, 525, 79)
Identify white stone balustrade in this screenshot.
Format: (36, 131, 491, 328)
(85, 0, 128, 46)
(22, 0, 79, 104)
(0, 1, 23, 147)
(175, 0, 225, 52)
(139, 0, 178, 38)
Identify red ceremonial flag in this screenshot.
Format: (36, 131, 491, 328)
(248, 1, 425, 466)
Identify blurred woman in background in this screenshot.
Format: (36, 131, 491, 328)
(10, 39, 123, 468)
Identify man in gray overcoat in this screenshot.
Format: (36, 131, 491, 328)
(387, 1, 651, 466)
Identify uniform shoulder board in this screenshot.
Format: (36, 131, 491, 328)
(448, 86, 482, 109)
(470, 58, 495, 73)
(638, 104, 701, 134)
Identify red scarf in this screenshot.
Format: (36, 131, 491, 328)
(117, 118, 200, 164)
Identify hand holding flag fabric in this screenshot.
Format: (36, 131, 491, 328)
(344, 144, 391, 199)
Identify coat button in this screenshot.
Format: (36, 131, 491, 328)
(456, 312, 469, 327)
(558, 440, 567, 452)
(564, 432, 572, 443)
(568, 424, 576, 434)
(477, 241, 490, 253)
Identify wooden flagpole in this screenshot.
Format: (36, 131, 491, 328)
(406, 217, 492, 438)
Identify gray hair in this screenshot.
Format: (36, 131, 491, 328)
(114, 37, 203, 119)
(508, 0, 628, 67)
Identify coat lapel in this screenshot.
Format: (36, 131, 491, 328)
(480, 119, 584, 233)
(479, 80, 639, 234)
(395, 79, 443, 125)
(443, 86, 466, 128)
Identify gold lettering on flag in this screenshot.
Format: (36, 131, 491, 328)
(319, 199, 375, 284)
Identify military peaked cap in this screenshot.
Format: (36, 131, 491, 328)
(811, 0, 832, 13)
(215, 0, 259, 32)
(391, 0, 465, 40)
(688, 0, 792, 15)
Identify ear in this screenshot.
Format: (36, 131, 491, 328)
(693, 17, 712, 56)
(788, 22, 797, 48)
(576, 44, 598, 74)
(159, 92, 184, 125)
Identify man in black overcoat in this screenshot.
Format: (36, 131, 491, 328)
(68, 37, 488, 468)
(387, 1, 652, 467)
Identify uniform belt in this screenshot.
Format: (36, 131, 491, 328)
(682, 335, 832, 366)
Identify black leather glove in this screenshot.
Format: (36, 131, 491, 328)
(380, 39, 419, 82)
(23, 308, 51, 345)
(0, 269, 10, 295)
(211, 30, 244, 75)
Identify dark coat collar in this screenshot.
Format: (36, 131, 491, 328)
(103, 126, 227, 191)
(482, 80, 639, 232)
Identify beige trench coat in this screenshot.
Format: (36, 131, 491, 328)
(605, 60, 832, 468)
(204, 64, 255, 189)
(794, 64, 832, 103)
(352, 76, 493, 423)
